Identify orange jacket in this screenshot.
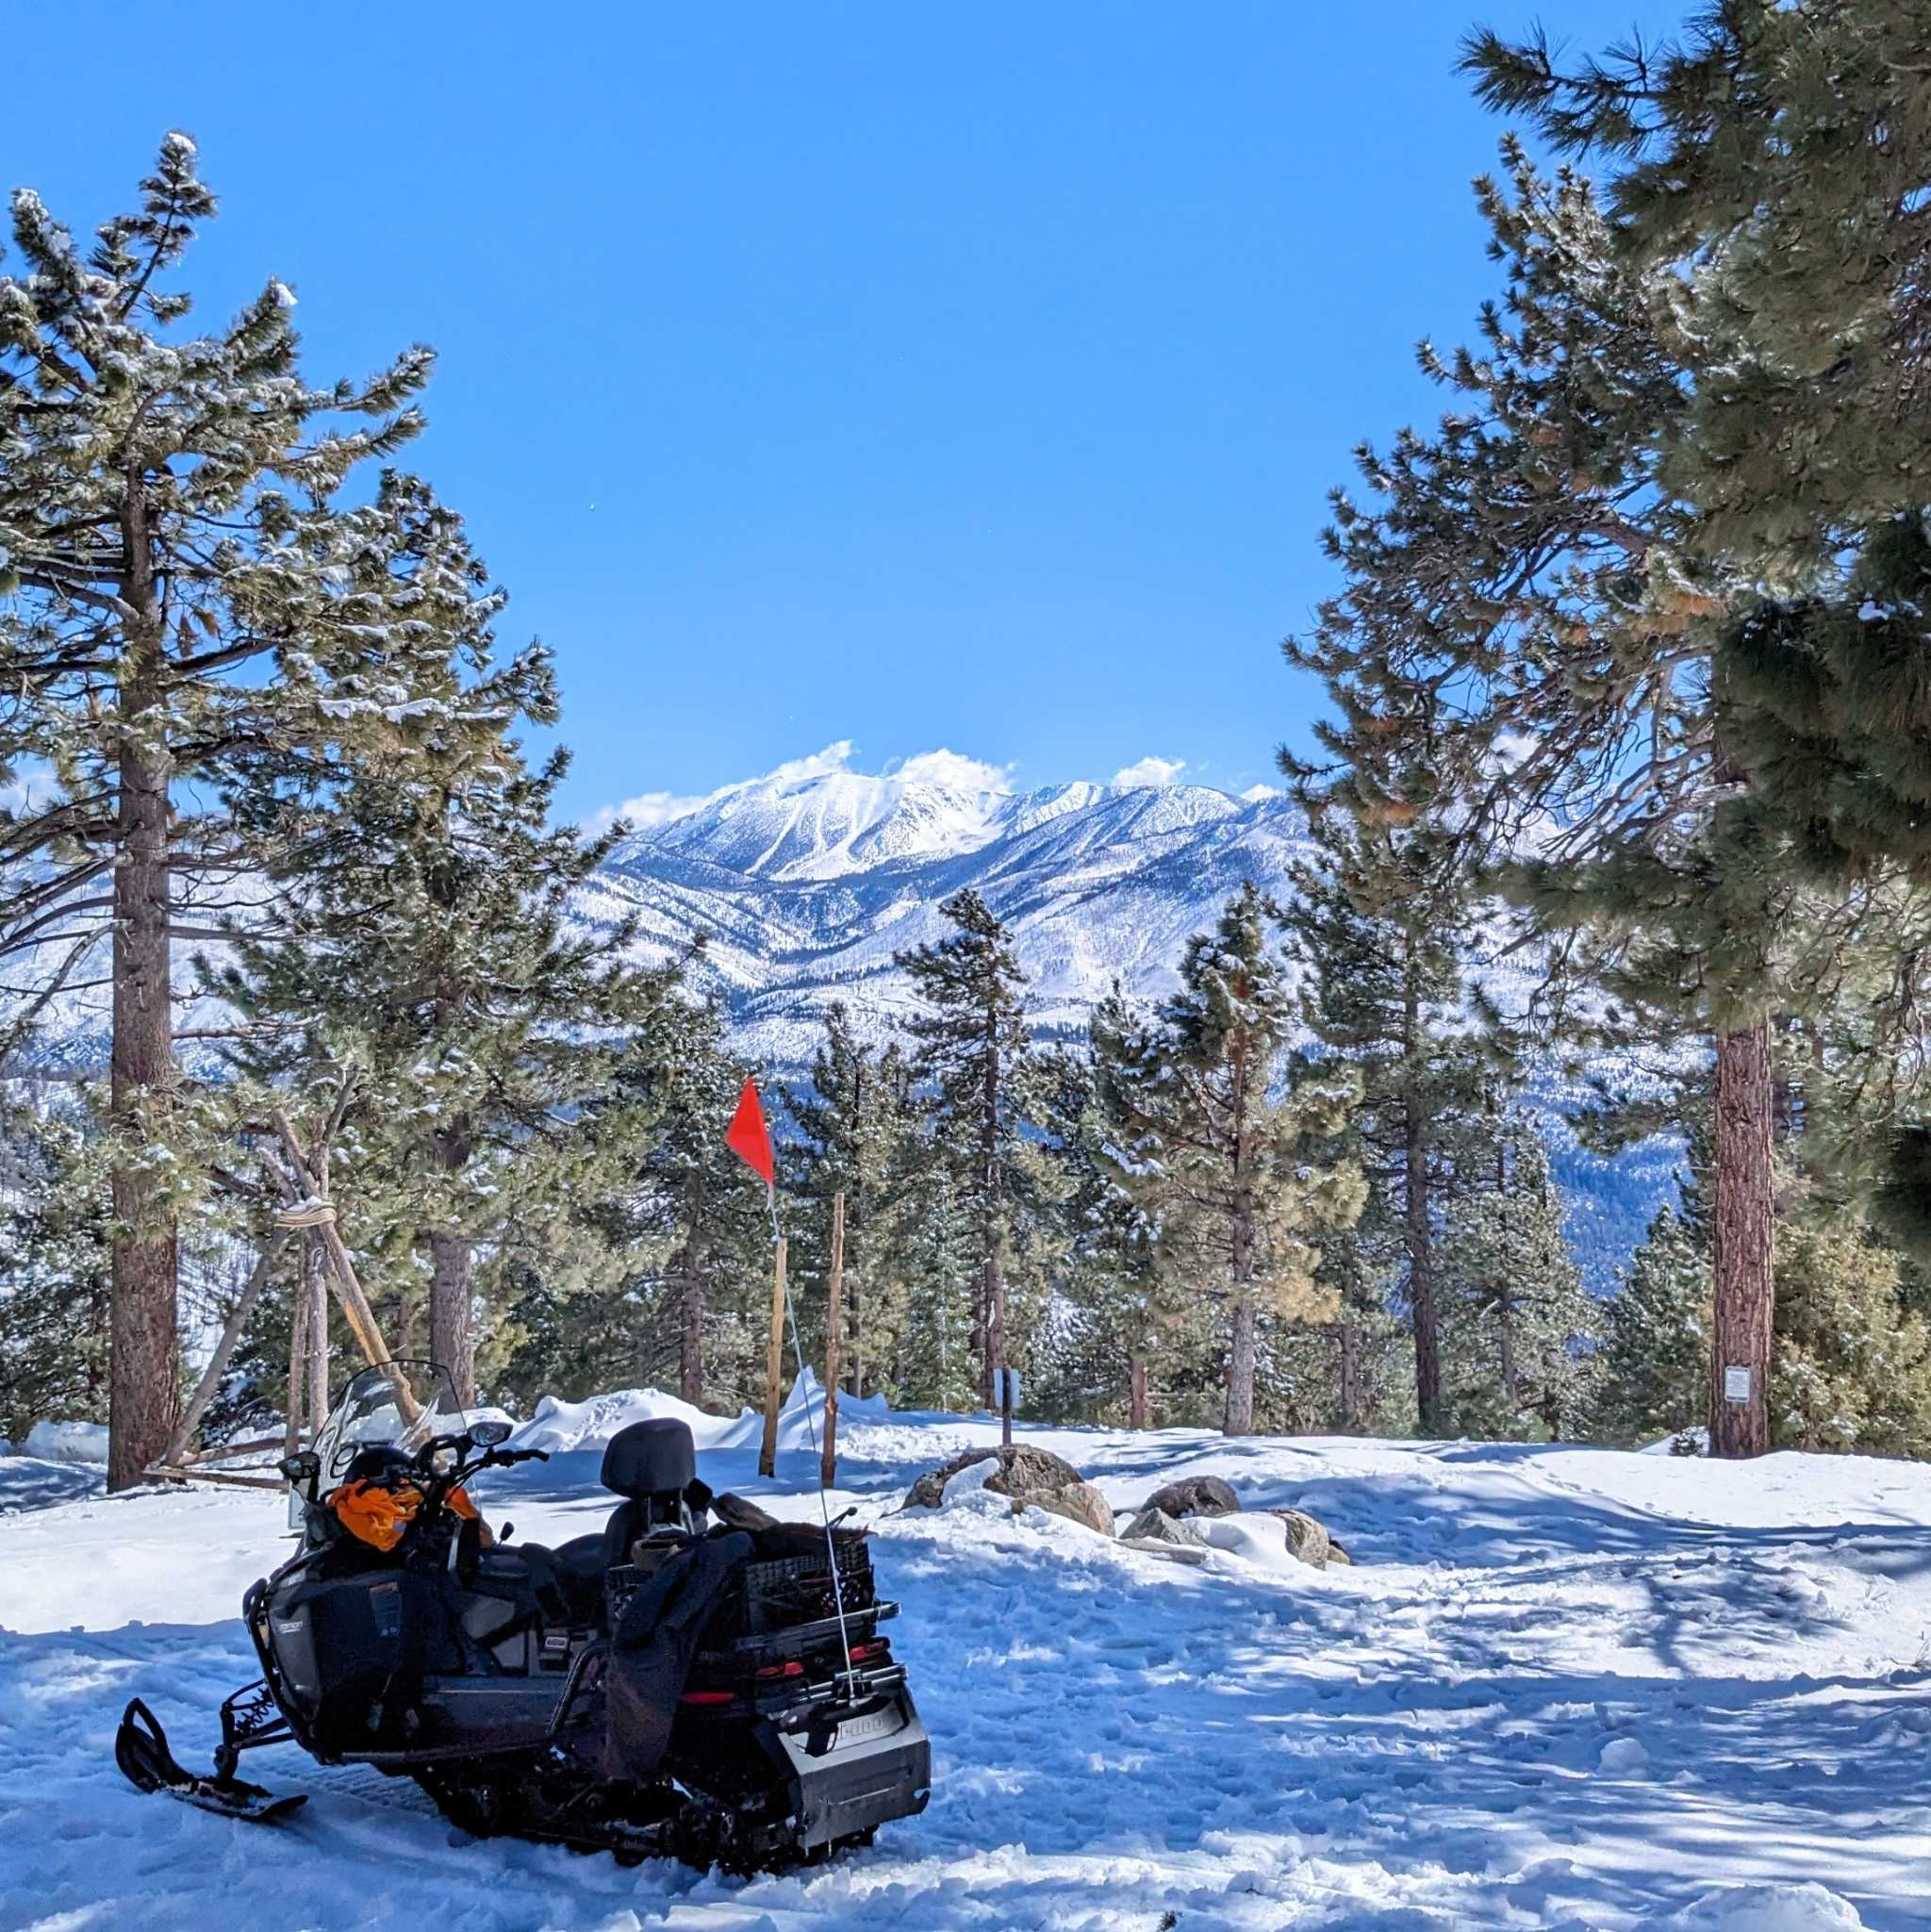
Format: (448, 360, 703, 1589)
(331, 1478, 488, 1552)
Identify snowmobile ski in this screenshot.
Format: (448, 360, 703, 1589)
(115, 1698, 307, 1825)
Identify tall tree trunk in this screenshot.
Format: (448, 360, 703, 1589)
(1225, 1297, 1257, 1435)
(678, 1173, 705, 1406)
(1338, 1320, 1362, 1429)
(1129, 1353, 1149, 1429)
(849, 1270, 863, 1399)
(107, 475, 178, 1493)
(428, 1230, 476, 1407)
(1404, 1098, 1442, 1432)
(1710, 1016, 1775, 1459)
(980, 1000, 1003, 1409)
(1497, 1291, 1518, 1417)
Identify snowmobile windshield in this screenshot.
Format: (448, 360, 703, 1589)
(313, 1361, 469, 1490)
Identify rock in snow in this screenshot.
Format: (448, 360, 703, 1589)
(1117, 1505, 1210, 1554)
(904, 1444, 1114, 1536)
(1142, 1473, 1241, 1519)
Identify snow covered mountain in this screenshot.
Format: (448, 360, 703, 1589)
(8, 744, 1679, 1280)
(577, 746, 1680, 1284)
(577, 745, 1315, 1066)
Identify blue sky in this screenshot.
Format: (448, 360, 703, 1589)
(11, 2, 1665, 821)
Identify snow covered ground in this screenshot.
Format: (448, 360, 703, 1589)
(4, 1392, 1930, 1931)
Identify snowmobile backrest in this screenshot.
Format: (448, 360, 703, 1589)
(601, 1419, 697, 1500)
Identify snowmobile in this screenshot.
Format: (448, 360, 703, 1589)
(116, 1360, 931, 1872)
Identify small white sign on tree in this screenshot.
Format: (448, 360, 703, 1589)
(1723, 1365, 1752, 1405)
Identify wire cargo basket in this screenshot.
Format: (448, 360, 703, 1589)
(723, 1539, 875, 1639)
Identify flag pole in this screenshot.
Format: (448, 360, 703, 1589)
(758, 1220, 787, 1480)
(730, 1077, 858, 1696)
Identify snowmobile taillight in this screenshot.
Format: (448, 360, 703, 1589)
(849, 1641, 888, 1662)
(755, 1660, 805, 1681)
(678, 1690, 736, 1708)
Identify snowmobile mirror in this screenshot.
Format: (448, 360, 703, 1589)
(278, 1451, 320, 1489)
(470, 1420, 512, 1448)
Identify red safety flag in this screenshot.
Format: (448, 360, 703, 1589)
(726, 1076, 775, 1192)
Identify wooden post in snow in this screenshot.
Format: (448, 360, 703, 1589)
(822, 1193, 845, 1489)
(758, 1237, 788, 1479)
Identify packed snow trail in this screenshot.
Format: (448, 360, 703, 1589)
(4, 1398, 1930, 1930)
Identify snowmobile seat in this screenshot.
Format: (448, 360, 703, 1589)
(599, 1420, 704, 1570)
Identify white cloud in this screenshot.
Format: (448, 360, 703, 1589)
(763, 741, 856, 787)
(1112, 755, 1187, 789)
(892, 749, 1013, 792)
(582, 788, 710, 838)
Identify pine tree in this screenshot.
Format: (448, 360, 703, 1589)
(206, 656, 675, 1404)
(1045, 1026, 1205, 1427)
(1281, 136, 1796, 1457)
(1590, 1204, 1710, 1445)
(1773, 1222, 1931, 1458)
(597, 996, 773, 1411)
(1461, 8, 1931, 1307)
(883, 1163, 980, 1412)
(0, 1096, 111, 1445)
(1095, 883, 1364, 1435)
(784, 1004, 912, 1398)
(1439, 1120, 1595, 1440)
(1281, 806, 1502, 1431)
(894, 890, 1048, 1404)
(0, 140, 525, 1484)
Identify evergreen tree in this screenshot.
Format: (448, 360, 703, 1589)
(1773, 1222, 1931, 1459)
(205, 611, 670, 1405)
(1590, 1204, 1710, 1445)
(1439, 1120, 1595, 1439)
(597, 996, 773, 1411)
(784, 1004, 912, 1398)
(883, 1163, 980, 1412)
(894, 890, 1049, 1404)
(1095, 883, 1364, 1435)
(0, 140, 526, 1484)
(1462, 8, 1931, 1372)
(1044, 1026, 1206, 1427)
(0, 1096, 110, 1445)
(1282, 136, 1796, 1457)
(1280, 1216, 1412, 1435)
(1282, 806, 1502, 1430)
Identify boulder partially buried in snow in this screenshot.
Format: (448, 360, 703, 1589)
(904, 1445, 1114, 1536)
(1264, 1507, 1351, 1569)
(1143, 1474, 1240, 1520)
(1118, 1506, 1210, 1561)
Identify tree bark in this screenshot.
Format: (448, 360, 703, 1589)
(1710, 1016, 1775, 1459)
(678, 1172, 704, 1406)
(1129, 1353, 1149, 1429)
(1404, 1095, 1443, 1433)
(428, 1230, 476, 1407)
(1225, 1297, 1258, 1435)
(107, 473, 179, 1493)
(1338, 1320, 1361, 1429)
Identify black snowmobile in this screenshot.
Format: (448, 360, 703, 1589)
(116, 1361, 931, 1872)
